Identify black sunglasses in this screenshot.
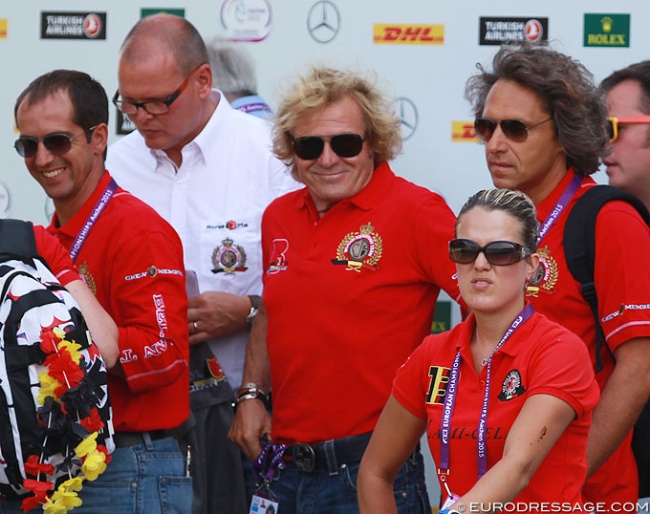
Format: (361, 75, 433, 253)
(14, 127, 96, 158)
(112, 64, 205, 116)
(291, 134, 365, 160)
(448, 239, 532, 266)
(474, 117, 553, 143)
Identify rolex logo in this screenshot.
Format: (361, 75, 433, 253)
(601, 16, 613, 32)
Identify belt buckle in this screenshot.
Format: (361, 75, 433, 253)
(293, 443, 316, 473)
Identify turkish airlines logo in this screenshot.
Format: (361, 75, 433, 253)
(374, 24, 444, 45)
(479, 17, 548, 46)
(41, 12, 106, 40)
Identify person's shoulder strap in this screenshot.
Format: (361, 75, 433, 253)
(0, 219, 37, 259)
(564, 185, 650, 372)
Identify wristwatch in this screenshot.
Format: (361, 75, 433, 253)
(246, 295, 261, 327)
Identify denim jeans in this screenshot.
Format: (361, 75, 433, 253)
(266, 446, 430, 514)
(73, 436, 192, 514)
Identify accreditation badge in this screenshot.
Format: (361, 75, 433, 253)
(249, 493, 279, 514)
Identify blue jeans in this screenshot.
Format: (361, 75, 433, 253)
(73, 436, 192, 514)
(267, 446, 430, 514)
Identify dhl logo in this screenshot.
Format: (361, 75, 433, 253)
(373, 24, 444, 45)
(452, 121, 478, 142)
(0, 19, 7, 39)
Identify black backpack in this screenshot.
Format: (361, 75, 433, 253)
(564, 185, 650, 498)
(0, 220, 113, 504)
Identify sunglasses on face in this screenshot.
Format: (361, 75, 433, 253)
(448, 239, 532, 266)
(291, 133, 365, 160)
(14, 127, 95, 158)
(474, 117, 553, 143)
(605, 116, 650, 142)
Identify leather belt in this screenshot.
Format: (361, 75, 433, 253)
(113, 430, 171, 448)
(282, 432, 372, 473)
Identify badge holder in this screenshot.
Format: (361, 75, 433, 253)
(439, 469, 460, 509)
(250, 443, 286, 514)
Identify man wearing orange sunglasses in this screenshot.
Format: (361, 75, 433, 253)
(601, 61, 650, 210)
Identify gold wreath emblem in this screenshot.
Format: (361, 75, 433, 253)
(335, 223, 383, 272)
(77, 262, 97, 295)
(526, 246, 558, 297)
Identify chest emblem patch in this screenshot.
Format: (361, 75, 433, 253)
(498, 369, 526, 401)
(212, 238, 248, 274)
(332, 222, 383, 272)
(526, 246, 558, 297)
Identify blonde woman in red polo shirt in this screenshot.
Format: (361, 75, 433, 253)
(359, 189, 599, 514)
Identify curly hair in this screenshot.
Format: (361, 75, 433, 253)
(465, 42, 608, 175)
(272, 66, 402, 178)
(458, 188, 540, 251)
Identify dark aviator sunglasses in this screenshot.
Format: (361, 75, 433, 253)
(14, 127, 96, 158)
(474, 117, 552, 143)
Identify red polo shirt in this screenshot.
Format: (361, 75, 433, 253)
(262, 162, 461, 444)
(48, 171, 189, 431)
(394, 310, 599, 507)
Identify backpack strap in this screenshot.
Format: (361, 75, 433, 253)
(563, 185, 650, 372)
(0, 219, 37, 261)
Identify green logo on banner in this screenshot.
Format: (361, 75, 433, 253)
(584, 14, 630, 47)
(141, 8, 185, 19)
(432, 300, 452, 334)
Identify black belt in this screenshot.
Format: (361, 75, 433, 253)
(282, 432, 372, 473)
(113, 430, 171, 448)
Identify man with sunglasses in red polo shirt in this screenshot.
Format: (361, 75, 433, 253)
(466, 42, 650, 509)
(229, 66, 463, 514)
(14, 69, 191, 513)
(601, 61, 650, 212)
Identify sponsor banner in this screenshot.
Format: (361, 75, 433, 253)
(432, 300, 452, 334)
(0, 181, 10, 219)
(116, 111, 136, 136)
(307, 1, 340, 44)
(479, 17, 547, 45)
(141, 8, 185, 18)
(584, 13, 630, 47)
(220, 0, 272, 42)
(452, 121, 478, 143)
(0, 19, 7, 39)
(41, 12, 106, 40)
(374, 24, 444, 45)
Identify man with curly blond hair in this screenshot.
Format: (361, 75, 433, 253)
(229, 66, 462, 513)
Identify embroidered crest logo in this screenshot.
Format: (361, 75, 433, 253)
(498, 369, 526, 401)
(211, 238, 248, 274)
(332, 222, 383, 272)
(526, 246, 558, 297)
(77, 262, 97, 295)
(267, 238, 289, 274)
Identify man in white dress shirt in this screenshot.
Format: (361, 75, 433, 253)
(106, 13, 299, 514)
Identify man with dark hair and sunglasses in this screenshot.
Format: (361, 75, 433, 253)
(228, 65, 463, 514)
(466, 42, 650, 508)
(105, 13, 298, 514)
(601, 61, 650, 211)
(14, 69, 191, 513)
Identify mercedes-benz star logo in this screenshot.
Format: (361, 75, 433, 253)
(307, 1, 340, 44)
(396, 97, 418, 141)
